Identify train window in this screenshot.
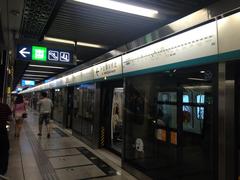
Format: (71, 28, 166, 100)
(182, 94, 194, 129)
(182, 93, 205, 134)
(158, 92, 177, 102)
(183, 94, 190, 103)
(157, 92, 177, 129)
(197, 94, 205, 104)
(196, 95, 205, 120)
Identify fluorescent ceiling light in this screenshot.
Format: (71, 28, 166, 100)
(25, 70, 55, 74)
(187, 78, 206, 81)
(184, 85, 212, 89)
(22, 76, 44, 79)
(22, 78, 44, 81)
(44, 36, 105, 49)
(73, 0, 159, 18)
(24, 74, 49, 77)
(29, 64, 65, 69)
(44, 37, 75, 45)
(76, 42, 104, 48)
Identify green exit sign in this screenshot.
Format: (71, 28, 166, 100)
(32, 46, 47, 61)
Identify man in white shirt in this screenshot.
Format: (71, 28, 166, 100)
(37, 92, 53, 138)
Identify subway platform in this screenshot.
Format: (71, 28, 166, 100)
(5, 109, 137, 180)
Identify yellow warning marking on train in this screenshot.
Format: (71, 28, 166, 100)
(100, 127, 105, 146)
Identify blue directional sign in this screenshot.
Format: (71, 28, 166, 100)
(16, 45, 73, 64)
(17, 45, 32, 60)
(22, 80, 35, 86)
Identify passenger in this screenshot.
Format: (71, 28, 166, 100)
(24, 97, 29, 110)
(32, 95, 37, 110)
(37, 92, 53, 138)
(0, 95, 12, 176)
(13, 94, 27, 137)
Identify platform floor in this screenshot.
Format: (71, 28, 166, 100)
(5, 109, 137, 180)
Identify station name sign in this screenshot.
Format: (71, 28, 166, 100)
(16, 45, 73, 64)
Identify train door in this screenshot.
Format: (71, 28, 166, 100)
(111, 87, 124, 153)
(100, 80, 123, 154)
(72, 84, 96, 144)
(179, 78, 214, 180)
(66, 87, 74, 129)
(48, 89, 54, 119)
(53, 88, 65, 125)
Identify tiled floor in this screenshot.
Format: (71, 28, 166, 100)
(45, 148, 81, 158)
(6, 109, 138, 180)
(50, 154, 92, 169)
(56, 165, 105, 180)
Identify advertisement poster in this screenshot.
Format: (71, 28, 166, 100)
(155, 128, 167, 142)
(170, 131, 177, 145)
(111, 88, 124, 143)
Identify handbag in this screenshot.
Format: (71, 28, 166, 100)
(22, 113, 27, 118)
(22, 103, 27, 118)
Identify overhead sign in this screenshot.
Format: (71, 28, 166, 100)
(22, 80, 35, 86)
(17, 87, 23, 91)
(18, 46, 31, 59)
(123, 21, 218, 74)
(48, 50, 59, 61)
(82, 67, 94, 82)
(32, 46, 47, 61)
(17, 45, 73, 64)
(60, 52, 70, 62)
(19, 47, 30, 58)
(93, 57, 122, 79)
(218, 12, 240, 54)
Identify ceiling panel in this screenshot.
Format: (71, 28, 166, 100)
(47, 0, 218, 61)
(20, 0, 57, 39)
(47, 1, 162, 45)
(76, 46, 108, 62)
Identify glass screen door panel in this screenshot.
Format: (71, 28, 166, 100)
(124, 74, 179, 180)
(111, 88, 124, 153)
(53, 88, 64, 124)
(123, 65, 216, 180)
(181, 84, 213, 180)
(72, 84, 95, 141)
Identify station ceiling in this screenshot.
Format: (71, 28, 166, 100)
(1, 0, 218, 89)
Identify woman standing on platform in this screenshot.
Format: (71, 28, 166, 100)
(13, 94, 27, 137)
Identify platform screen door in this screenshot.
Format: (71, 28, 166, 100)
(111, 88, 124, 153)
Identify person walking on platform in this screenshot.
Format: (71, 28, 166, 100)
(13, 94, 27, 137)
(37, 92, 53, 138)
(0, 95, 12, 176)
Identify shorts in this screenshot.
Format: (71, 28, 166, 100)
(15, 118, 23, 124)
(39, 113, 50, 125)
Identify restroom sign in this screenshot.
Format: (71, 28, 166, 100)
(60, 52, 70, 62)
(17, 45, 73, 64)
